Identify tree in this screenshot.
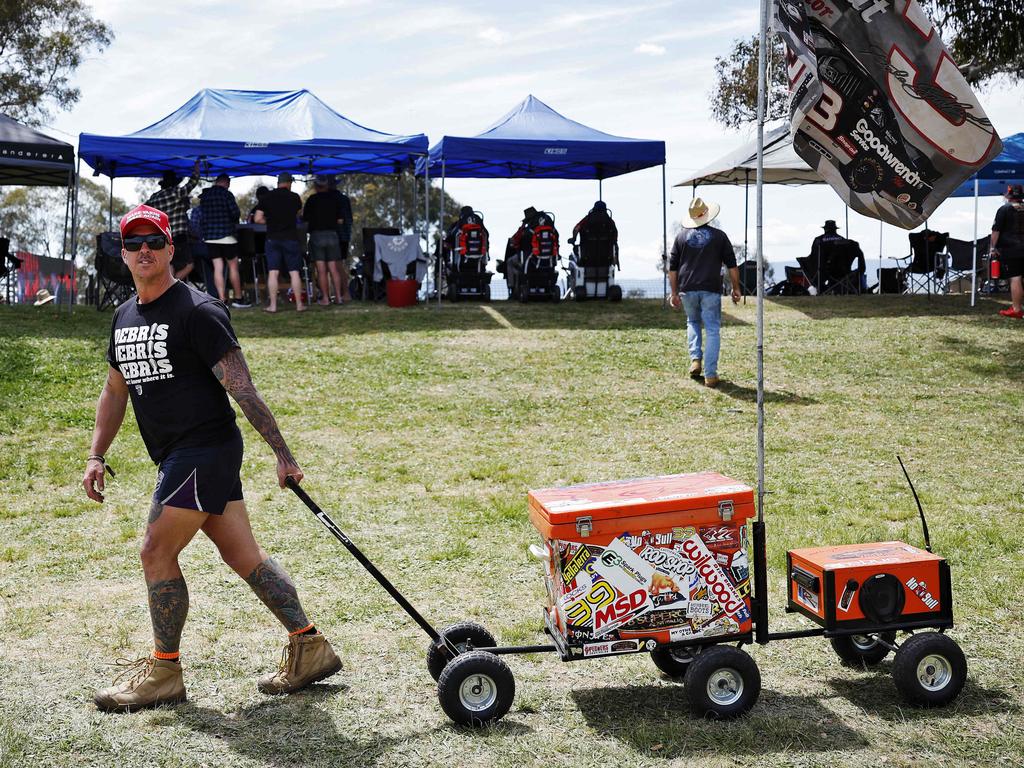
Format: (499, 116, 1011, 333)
(0, 0, 114, 126)
(709, 35, 790, 130)
(709, 1, 1022, 130)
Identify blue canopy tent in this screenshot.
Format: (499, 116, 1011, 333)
(418, 95, 667, 301)
(74, 88, 430, 301)
(943, 132, 1024, 304)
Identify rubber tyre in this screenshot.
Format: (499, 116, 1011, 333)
(892, 632, 967, 707)
(684, 645, 761, 719)
(426, 621, 497, 682)
(484, 285, 491, 302)
(447, 283, 459, 302)
(608, 284, 623, 302)
(518, 285, 529, 303)
(651, 645, 701, 679)
(549, 285, 560, 302)
(437, 650, 515, 727)
(574, 285, 587, 302)
(830, 632, 896, 667)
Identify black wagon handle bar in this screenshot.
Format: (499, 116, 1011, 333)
(285, 476, 443, 644)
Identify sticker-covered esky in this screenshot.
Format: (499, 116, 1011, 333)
(51, 0, 1023, 276)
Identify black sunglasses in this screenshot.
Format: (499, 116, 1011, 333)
(123, 234, 168, 252)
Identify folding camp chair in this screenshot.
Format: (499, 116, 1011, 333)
(95, 232, 135, 310)
(944, 236, 987, 293)
(360, 227, 400, 300)
(795, 256, 824, 293)
(819, 238, 864, 295)
(236, 225, 265, 305)
(896, 229, 948, 295)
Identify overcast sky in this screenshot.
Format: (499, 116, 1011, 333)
(48, 0, 1023, 278)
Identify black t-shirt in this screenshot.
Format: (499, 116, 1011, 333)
(106, 281, 241, 463)
(669, 226, 737, 292)
(258, 187, 303, 240)
(302, 190, 346, 232)
(993, 203, 1024, 259)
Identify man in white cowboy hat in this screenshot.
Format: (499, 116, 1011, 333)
(33, 288, 56, 306)
(668, 197, 740, 388)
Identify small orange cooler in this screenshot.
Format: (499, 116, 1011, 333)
(529, 472, 755, 658)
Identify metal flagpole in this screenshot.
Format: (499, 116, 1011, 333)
(971, 177, 979, 306)
(753, 0, 769, 644)
(662, 163, 668, 306)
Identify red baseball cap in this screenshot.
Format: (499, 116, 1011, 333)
(119, 204, 173, 241)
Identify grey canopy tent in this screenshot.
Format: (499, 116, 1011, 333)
(419, 95, 667, 301)
(0, 114, 77, 307)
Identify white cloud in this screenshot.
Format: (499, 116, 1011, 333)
(478, 27, 506, 45)
(634, 43, 666, 56)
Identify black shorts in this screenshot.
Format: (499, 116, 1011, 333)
(206, 242, 237, 261)
(154, 434, 243, 514)
(1000, 256, 1024, 279)
(171, 235, 193, 271)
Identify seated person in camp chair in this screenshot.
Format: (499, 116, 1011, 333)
(501, 207, 560, 301)
(443, 206, 492, 300)
(571, 200, 618, 244)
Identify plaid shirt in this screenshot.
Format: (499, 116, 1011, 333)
(144, 169, 200, 239)
(198, 184, 240, 240)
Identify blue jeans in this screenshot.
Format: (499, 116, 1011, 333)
(682, 291, 722, 378)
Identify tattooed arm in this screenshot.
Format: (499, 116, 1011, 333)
(212, 348, 303, 487)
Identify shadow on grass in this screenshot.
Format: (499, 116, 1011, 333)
(827, 673, 1019, 722)
(572, 685, 868, 758)
(768, 294, 993, 321)
(712, 379, 819, 406)
(937, 334, 1024, 381)
(177, 684, 404, 766)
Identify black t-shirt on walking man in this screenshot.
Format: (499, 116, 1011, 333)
(669, 225, 737, 293)
(257, 187, 303, 240)
(106, 281, 241, 463)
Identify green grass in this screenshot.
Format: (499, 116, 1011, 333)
(0, 295, 1022, 768)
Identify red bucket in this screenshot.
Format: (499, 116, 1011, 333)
(386, 279, 418, 307)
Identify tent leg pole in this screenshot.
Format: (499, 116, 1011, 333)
(878, 219, 883, 296)
(109, 178, 114, 230)
(423, 160, 430, 304)
(599, 178, 603, 201)
(744, 170, 750, 304)
(61, 170, 73, 313)
(662, 163, 668, 308)
(971, 177, 979, 307)
(844, 205, 849, 238)
(70, 159, 82, 313)
(439, 159, 446, 306)
(396, 173, 403, 232)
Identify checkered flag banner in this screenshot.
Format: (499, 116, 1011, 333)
(771, 0, 1002, 229)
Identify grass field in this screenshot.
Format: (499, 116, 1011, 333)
(0, 294, 1022, 768)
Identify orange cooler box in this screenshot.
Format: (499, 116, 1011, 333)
(787, 541, 952, 631)
(528, 472, 755, 657)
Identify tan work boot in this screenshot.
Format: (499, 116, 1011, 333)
(689, 359, 702, 379)
(94, 656, 186, 713)
(704, 376, 721, 389)
(258, 633, 342, 695)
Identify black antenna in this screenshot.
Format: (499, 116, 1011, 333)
(897, 455, 931, 552)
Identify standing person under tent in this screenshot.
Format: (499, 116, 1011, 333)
(146, 161, 201, 281)
(993, 184, 1024, 319)
(668, 197, 740, 389)
(302, 175, 347, 305)
(83, 204, 341, 712)
(255, 172, 305, 313)
(199, 174, 249, 308)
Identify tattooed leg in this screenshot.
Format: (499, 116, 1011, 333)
(148, 577, 189, 654)
(245, 558, 310, 633)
